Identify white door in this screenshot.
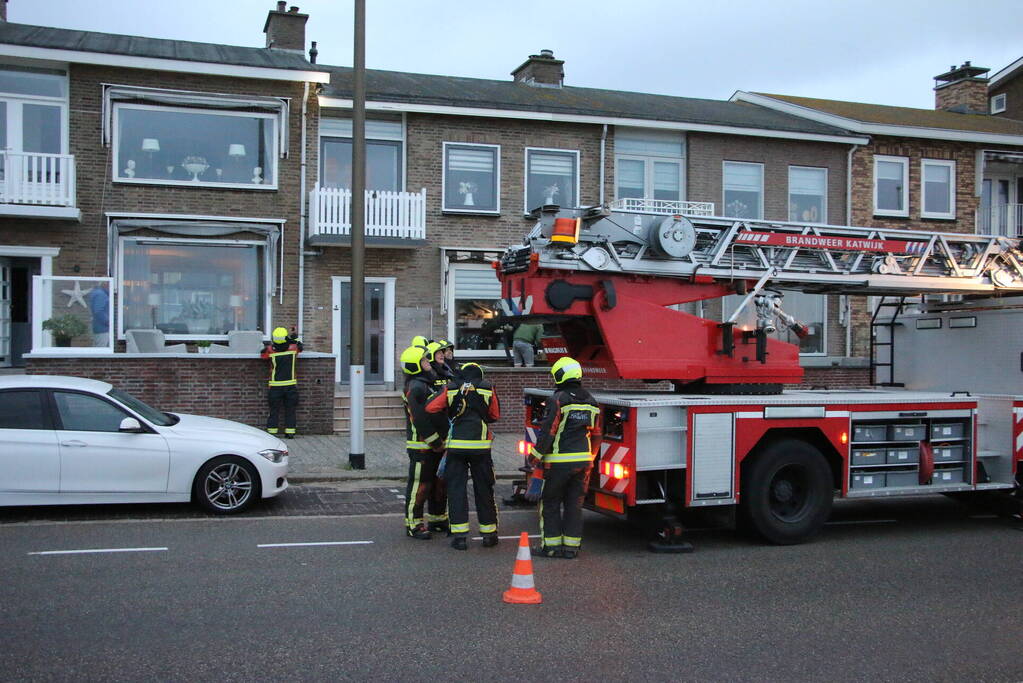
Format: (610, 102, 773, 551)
(53, 390, 170, 493)
(0, 388, 59, 493)
(0, 257, 10, 367)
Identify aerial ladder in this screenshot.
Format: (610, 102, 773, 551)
(497, 205, 1023, 392)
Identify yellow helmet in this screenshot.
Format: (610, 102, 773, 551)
(460, 362, 484, 383)
(410, 335, 428, 348)
(551, 356, 582, 384)
(272, 327, 289, 344)
(437, 339, 454, 350)
(400, 346, 428, 375)
(425, 341, 443, 362)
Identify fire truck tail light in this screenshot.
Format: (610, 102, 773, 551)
(602, 461, 629, 479)
(840, 431, 848, 445)
(518, 440, 529, 456)
(613, 463, 626, 479)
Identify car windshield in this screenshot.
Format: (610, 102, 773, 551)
(108, 388, 178, 426)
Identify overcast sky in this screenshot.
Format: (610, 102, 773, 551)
(11, 0, 1023, 109)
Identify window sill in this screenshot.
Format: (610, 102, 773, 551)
(442, 209, 500, 216)
(920, 214, 956, 221)
(113, 178, 278, 191)
(872, 211, 909, 219)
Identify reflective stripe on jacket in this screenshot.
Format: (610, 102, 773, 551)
(532, 382, 599, 464)
(261, 340, 303, 387)
(404, 375, 441, 450)
(426, 380, 500, 451)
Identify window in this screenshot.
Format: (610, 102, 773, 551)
(53, 392, 129, 432)
(991, 93, 1007, 114)
(0, 390, 48, 430)
(320, 118, 403, 191)
(109, 388, 174, 427)
(614, 128, 685, 203)
(789, 166, 827, 223)
(722, 290, 826, 355)
(525, 148, 578, 213)
(443, 143, 500, 213)
(120, 238, 266, 339)
(0, 67, 67, 173)
(447, 263, 504, 355)
(723, 161, 763, 219)
(874, 155, 909, 217)
(113, 103, 278, 188)
(921, 159, 956, 219)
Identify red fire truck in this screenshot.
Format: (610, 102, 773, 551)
(498, 206, 1023, 550)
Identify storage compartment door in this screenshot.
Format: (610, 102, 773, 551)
(690, 412, 735, 506)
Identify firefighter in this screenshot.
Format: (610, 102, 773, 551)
(426, 362, 500, 550)
(262, 326, 303, 438)
(527, 356, 600, 559)
(435, 338, 461, 382)
(411, 334, 429, 348)
(401, 345, 445, 539)
(420, 341, 451, 533)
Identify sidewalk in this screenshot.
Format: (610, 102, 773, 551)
(283, 432, 524, 482)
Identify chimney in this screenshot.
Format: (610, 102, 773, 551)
(1, 0, 7, 22)
(511, 49, 564, 88)
(934, 61, 990, 114)
(263, 2, 308, 54)
(309, 41, 318, 64)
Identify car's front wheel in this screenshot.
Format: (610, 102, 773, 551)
(194, 456, 261, 514)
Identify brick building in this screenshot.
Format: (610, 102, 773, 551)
(989, 54, 1023, 121)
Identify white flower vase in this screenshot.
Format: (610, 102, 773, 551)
(545, 196, 555, 205)
(463, 192, 474, 207)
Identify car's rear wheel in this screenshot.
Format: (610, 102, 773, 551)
(194, 456, 261, 514)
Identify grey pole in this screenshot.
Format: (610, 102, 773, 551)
(348, 0, 366, 470)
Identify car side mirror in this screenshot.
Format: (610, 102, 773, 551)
(119, 417, 144, 433)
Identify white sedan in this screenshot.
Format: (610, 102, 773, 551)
(0, 375, 289, 514)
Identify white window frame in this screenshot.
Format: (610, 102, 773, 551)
(318, 116, 406, 192)
(920, 158, 956, 220)
(991, 93, 1007, 114)
(523, 147, 580, 215)
(722, 160, 764, 219)
(442, 141, 501, 215)
(116, 236, 272, 342)
(873, 155, 909, 217)
(446, 262, 504, 359)
(614, 155, 685, 203)
(0, 67, 70, 155)
(788, 165, 828, 224)
(111, 102, 280, 190)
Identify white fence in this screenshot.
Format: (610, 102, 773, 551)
(0, 152, 76, 207)
(309, 187, 427, 240)
(609, 198, 715, 216)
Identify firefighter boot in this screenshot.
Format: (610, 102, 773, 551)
(450, 536, 468, 551)
(531, 545, 561, 559)
(481, 533, 499, 548)
(406, 524, 432, 540)
(428, 521, 449, 534)
(561, 548, 578, 559)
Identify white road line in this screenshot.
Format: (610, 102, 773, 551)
(257, 541, 374, 548)
(389, 489, 399, 493)
(825, 519, 897, 526)
(471, 534, 541, 541)
(28, 547, 168, 556)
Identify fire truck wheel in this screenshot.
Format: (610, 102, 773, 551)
(742, 439, 833, 545)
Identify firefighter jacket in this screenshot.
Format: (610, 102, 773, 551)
(531, 380, 600, 464)
(261, 339, 304, 387)
(403, 374, 443, 451)
(426, 379, 500, 452)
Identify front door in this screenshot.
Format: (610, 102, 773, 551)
(334, 280, 386, 384)
(0, 257, 10, 367)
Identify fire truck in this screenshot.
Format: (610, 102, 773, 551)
(497, 205, 1023, 550)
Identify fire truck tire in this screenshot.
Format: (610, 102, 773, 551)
(741, 439, 833, 545)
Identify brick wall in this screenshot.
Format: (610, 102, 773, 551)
(25, 354, 335, 434)
(990, 74, 1023, 119)
(935, 80, 988, 114)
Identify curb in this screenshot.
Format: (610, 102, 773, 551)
(288, 471, 523, 484)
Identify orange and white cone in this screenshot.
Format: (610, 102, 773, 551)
(502, 531, 542, 604)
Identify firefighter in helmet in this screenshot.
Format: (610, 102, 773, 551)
(410, 335, 429, 349)
(421, 341, 450, 532)
(527, 356, 600, 558)
(401, 345, 445, 539)
(262, 326, 303, 437)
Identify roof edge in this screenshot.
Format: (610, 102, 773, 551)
(990, 55, 1023, 87)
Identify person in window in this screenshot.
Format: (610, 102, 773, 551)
(87, 283, 110, 348)
(261, 326, 303, 438)
(512, 322, 544, 367)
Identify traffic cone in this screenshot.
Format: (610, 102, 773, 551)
(502, 531, 543, 604)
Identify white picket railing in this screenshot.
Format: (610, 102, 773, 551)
(309, 186, 427, 240)
(977, 204, 1023, 238)
(0, 151, 76, 207)
(609, 198, 715, 216)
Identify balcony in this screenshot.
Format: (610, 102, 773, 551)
(978, 204, 1023, 239)
(609, 198, 715, 216)
(0, 151, 79, 220)
(308, 186, 427, 247)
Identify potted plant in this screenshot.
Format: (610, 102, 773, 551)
(42, 314, 88, 347)
(196, 340, 212, 354)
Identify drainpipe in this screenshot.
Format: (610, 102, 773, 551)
(844, 143, 859, 358)
(599, 124, 607, 206)
(297, 80, 310, 337)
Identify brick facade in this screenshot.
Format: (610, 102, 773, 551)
(990, 69, 1023, 120)
(935, 80, 989, 115)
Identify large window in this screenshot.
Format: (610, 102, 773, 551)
(874, 155, 908, 217)
(789, 166, 827, 223)
(320, 118, 403, 191)
(0, 67, 68, 180)
(722, 290, 826, 355)
(723, 161, 763, 219)
(921, 159, 955, 219)
(120, 238, 266, 339)
(446, 263, 504, 356)
(113, 104, 277, 188)
(615, 128, 684, 202)
(524, 148, 578, 213)
(443, 143, 500, 213)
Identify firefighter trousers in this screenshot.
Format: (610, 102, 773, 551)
(266, 386, 299, 434)
(444, 450, 497, 537)
(405, 448, 448, 530)
(540, 463, 592, 549)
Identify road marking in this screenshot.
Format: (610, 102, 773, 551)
(471, 534, 541, 541)
(389, 489, 399, 493)
(28, 546, 168, 556)
(825, 519, 897, 526)
(257, 541, 374, 548)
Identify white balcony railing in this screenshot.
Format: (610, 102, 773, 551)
(977, 204, 1023, 238)
(609, 198, 715, 216)
(309, 186, 426, 240)
(0, 151, 76, 207)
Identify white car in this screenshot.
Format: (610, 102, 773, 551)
(0, 375, 289, 514)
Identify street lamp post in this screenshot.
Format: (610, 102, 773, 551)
(348, 0, 366, 470)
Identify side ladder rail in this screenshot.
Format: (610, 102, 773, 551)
(869, 296, 909, 387)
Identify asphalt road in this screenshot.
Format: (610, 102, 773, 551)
(0, 490, 1021, 682)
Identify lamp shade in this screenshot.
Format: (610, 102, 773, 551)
(229, 295, 243, 308)
(147, 292, 161, 306)
(228, 144, 246, 157)
(141, 138, 160, 152)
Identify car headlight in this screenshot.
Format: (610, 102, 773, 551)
(258, 448, 287, 464)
